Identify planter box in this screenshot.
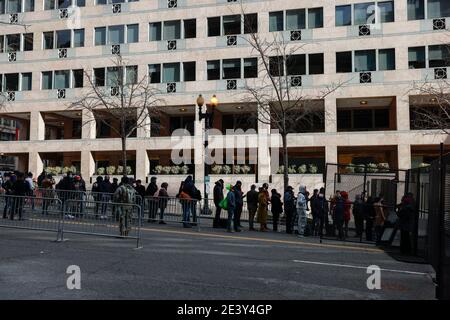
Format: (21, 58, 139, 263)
(208, 174, 256, 196)
(147, 175, 189, 197)
(90, 175, 134, 184)
(271, 174, 324, 192)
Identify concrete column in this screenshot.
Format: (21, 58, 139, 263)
(28, 152, 43, 176)
(136, 148, 149, 181)
(324, 97, 337, 133)
(81, 110, 96, 140)
(194, 104, 204, 186)
(29, 111, 45, 141)
(325, 145, 338, 164)
(395, 0, 408, 22)
(396, 96, 410, 131)
(257, 105, 271, 183)
(398, 144, 412, 170)
(137, 109, 151, 138)
(81, 151, 95, 185)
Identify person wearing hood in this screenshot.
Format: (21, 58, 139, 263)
(226, 184, 236, 232)
(312, 187, 329, 236)
(146, 176, 159, 223)
(397, 193, 414, 254)
(284, 186, 296, 234)
(353, 194, 364, 238)
(257, 186, 269, 232)
(296, 185, 308, 237)
(233, 180, 244, 232)
(341, 191, 352, 238)
(246, 184, 259, 231)
(213, 179, 224, 228)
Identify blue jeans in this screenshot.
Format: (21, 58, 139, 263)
(227, 207, 235, 231)
(182, 201, 191, 225)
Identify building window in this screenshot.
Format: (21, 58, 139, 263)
(308, 7, 323, 28)
(108, 25, 125, 44)
(354, 2, 375, 25)
(54, 70, 70, 89)
(56, 30, 71, 48)
(41, 71, 53, 90)
(208, 17, 221, 37)
(408, 46, 426, 69)
(148, 64, 161, 83)
(428, 0, 450, 19)
(21, 73, 32, 91)
(309, 53, 324, 74)
(378, 48, 396, 70)
(6, 0, 21, 13)
(429, 45, 450, 67)
(149, 22, 162, 41)
(4, 73, 19, 91)
(336, 51, 352, 73)
(162, 63, 180, 83)
(269, 11, 284, 32)
(95, 27, 106, 46)
(222, 59, 241, 79)
(244, 13, 258, 33)
(223, 15, 241, 35)
(73, 29, 85, 47)
(354, 49, 376, 72)
(6, 34, 20, 52)
(244, 58, 258, 78)
(207, 60, 220, 80)
(336, 5, 352, 26)
(163, 20, 181, 40)
(183, 62, 196, 82)
(125, 66, 138, 85)
(23, 33, 33, 51)
(127, 24, 139, 43)
(286, 54, 306, 75)
(407, 0, 425, 20)
(184, 19, 196, 39)
(286, 9, 306, 30)
(93, 68, 105, 86)
(72, 69, 83, 88)
(269, 56, 284, 76)
(379, 1, 395, 22)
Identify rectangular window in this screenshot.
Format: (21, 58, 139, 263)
(0, 35, 4, 53)
(107, 67, 121, 87)
(378, 48, 396, 70)
(308, 7, 323, 28)
(148, 64, 161, 83)
(354, 109, 373, 130)
(149, 22, 162, 41)
(287, 54, 306, 75)
(94, 68, 105, 86)
(207, 60, 220, 80)
(286, 9, 305, 30)
(428, 0, 450, 19)
(127, 24, 139, 43)
(374, 109, 390, 128)
(163, 63, 180, 83)
(42, 71, 53, 90)
(95, 27, 106, 46)
(208, 17, 221, 37)
(21, 73, 32, 91)
(126, 66, 138, 84)
(184, 19, 196, 39)
(354, 49, 376, 72)
(44, 0, 54, 10)
(336, 51, 352, 73)
(57, 0, 69, 9)
(4, 73, 19, 91)
(244, 13, 258, 33)
(269, 56, 284, 76)
(56, 30, 71, 48)
(222, 59, 241, 79)
(407, 0, 425, 20)
(309, 53, 324, 74)
(429, 45, 450, 67)
(6, 34, 20, 52)
(183, 62, 196, 81)
(7, 0, 21, 13)
(379, 1, 394, 22)
(244, 58, 257, 78)
(336, 5, 352, 26)
(108, 25, 125, 44)
(354, 2, 375, 25)
(269, 11, 284, 32)
(163, 20, 181, 40)
(54, 70, 70, 89)
(0, 0, 5, 14)
(223, 15, 241, 35)
(24, 0, 34, 12)
(72, 69, 83, 88)
(43, 31, 54, 49)
(73, 29, 85, 47)
(408, 46, 426, 69)
(21, 33, 32, 51)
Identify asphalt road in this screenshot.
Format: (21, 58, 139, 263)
(0, 225, 436, 300)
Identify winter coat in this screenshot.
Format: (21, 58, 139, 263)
(270, 194, 283, 214)
(213, 182, 224, 206)
(246, 190, 259, 210)
(257, 192, 268, 224)
(226, 190, 236, 210)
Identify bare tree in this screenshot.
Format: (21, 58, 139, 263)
(236, 2, 345, 191)
(69, 55, 164, 177)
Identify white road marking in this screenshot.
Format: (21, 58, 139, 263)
(292, 260, 429, 276)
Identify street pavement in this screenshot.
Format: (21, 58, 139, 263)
(0, 224, 436, 300)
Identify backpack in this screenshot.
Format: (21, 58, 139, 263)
(120, 185, 135, 204)
(218, 197, 228, 210)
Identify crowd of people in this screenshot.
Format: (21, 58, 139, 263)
(0, 171, 416, 254)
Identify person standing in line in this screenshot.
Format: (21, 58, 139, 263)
(2, 173, 14, 219)
(353, 194, 365, 238)
(99, 175, 113, 219)
(157, 182, 169, 224)
(233, 180, 244, 232)
(341, 191, 352, 238)
(397, 193, 414, 255)
(309, 189, 319, 235)
(226, 184, 236, 233)
(41, 174, 55, 216)
(213, 179, 224, 228)
(25, 172, 35, 212)
(92, 176, 103, 217)
(246, 184, 259, 231)
(111, 178, 119, 193)
(113, 176, 136, 237)
(11, 172, 30, 221)
(313, 187, 329, 236)
(374, 196, 386, 244)
(364, 196, 376, 241)
(270, 189, 283, 232)
(283, 186, 295, 234)
(296, 185, 308, 237)
(145, 176, 158, 222)
(134, 179, 146, 205)
(257, 186, 269, 232)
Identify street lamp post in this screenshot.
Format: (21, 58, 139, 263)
(197, 94, 218, 215)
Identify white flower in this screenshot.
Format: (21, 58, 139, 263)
(222, 165, 231, 174)
(309, 164, 318, 174)
(297, 165, 306, 174)
(233, 165, 241, 174)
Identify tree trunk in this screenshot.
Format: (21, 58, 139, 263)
(121, 136, 127, 178)
(282, 133, 289, 193)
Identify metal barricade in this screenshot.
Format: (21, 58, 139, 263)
(0, 194, 63, 236)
